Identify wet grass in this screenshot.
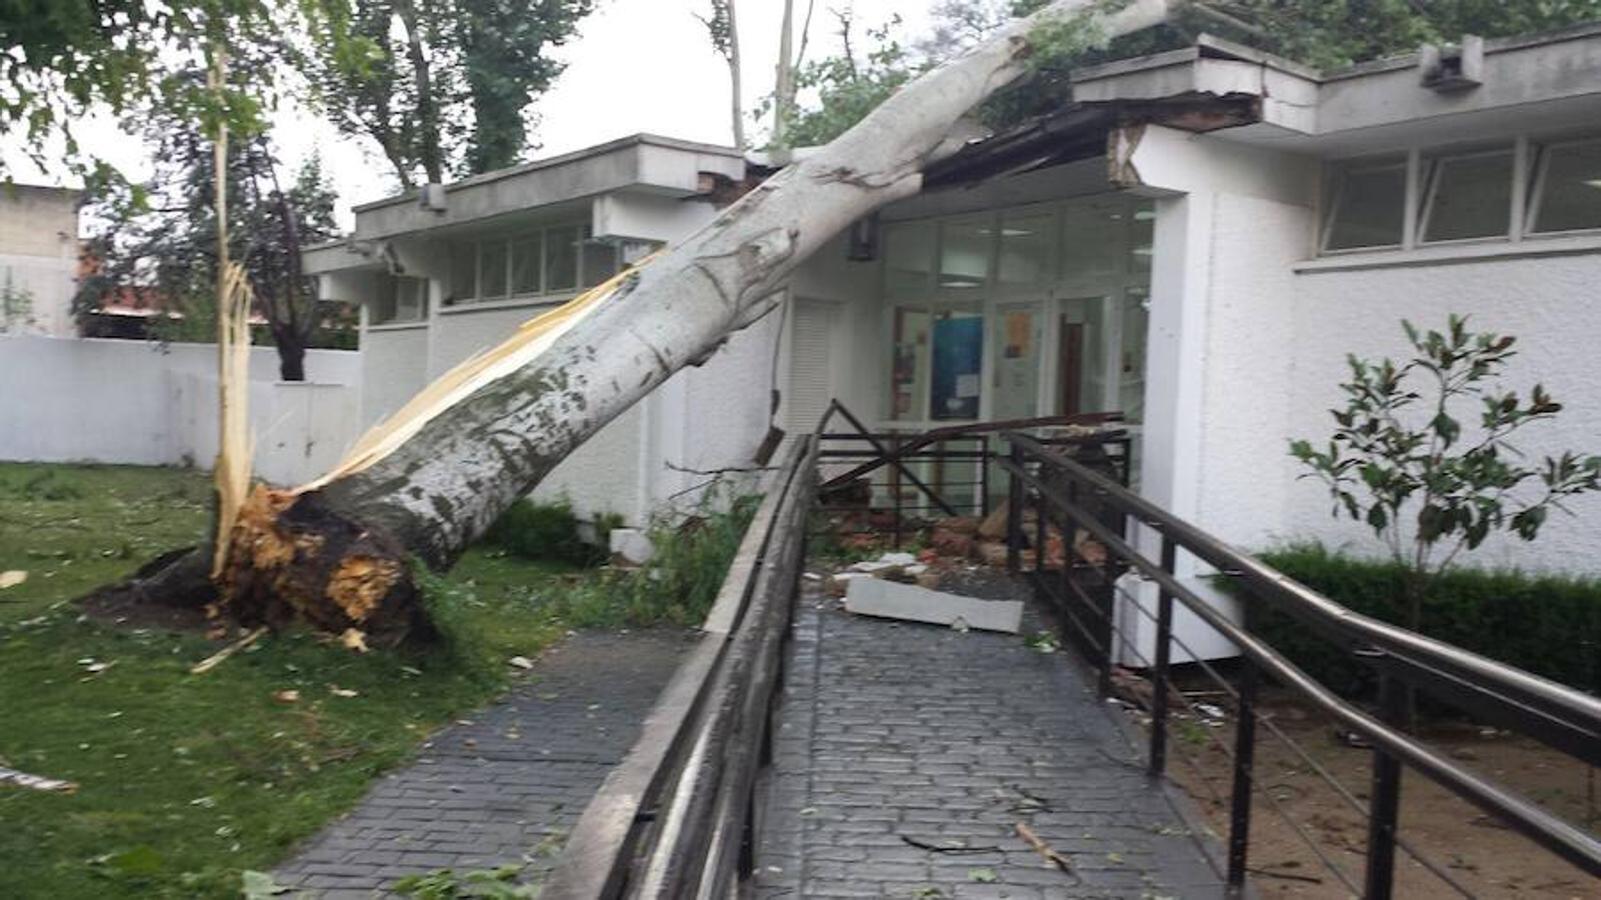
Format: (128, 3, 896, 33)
(0, 463, 575, 899)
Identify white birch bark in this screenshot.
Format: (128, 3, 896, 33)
(203, 0, 1185, 642)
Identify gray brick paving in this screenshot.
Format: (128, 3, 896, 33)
(275, 629, 694, 897)
(755, 572, 1228, 899)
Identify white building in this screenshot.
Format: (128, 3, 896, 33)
(0, 183, 80, 336)
(311, 26, 1601, 575)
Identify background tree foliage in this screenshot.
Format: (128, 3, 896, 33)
(77, 63, 346, 381)
(298, 0, 595, 186)
(0, 0, 284, 179)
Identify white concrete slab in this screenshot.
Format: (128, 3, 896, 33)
(844, 577, 1023, 634)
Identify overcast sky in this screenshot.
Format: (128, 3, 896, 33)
(8, 0, 939, 231)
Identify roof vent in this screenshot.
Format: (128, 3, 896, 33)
(417, 183, 447, 212)
(1419, 35, 1483, 92)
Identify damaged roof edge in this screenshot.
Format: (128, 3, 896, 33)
(923, 94, 1263, 189)
(1072, 21, 1601, 87)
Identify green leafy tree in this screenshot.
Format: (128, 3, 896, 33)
(1290, 317, 1601, 632)
(77, 64, 347, 380)
(774, 8, 916, 149)
(0, 1, 286, 181)
(299, 0, 594, 186)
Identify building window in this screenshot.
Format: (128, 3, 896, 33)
(938, 217, 990, 290)
(884, 221, 935, 298)
(372, 274, 428, 325)
(449, 243, 476, 303)
(479, 240, 509, 299)
(1420, 146, 1514, 243)
(545, 225, 580, 292)
(511, 234, 543, 294)
(1529, 139, 1601, 234)
(1322, 158, 1408, 251)
(995, 211, 1054, 287)
(446, 220, 619, 304)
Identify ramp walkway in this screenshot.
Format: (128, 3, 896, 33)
(754, 572, 1225, 899)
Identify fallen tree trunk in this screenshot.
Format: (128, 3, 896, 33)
(134, 0, 1187, 647)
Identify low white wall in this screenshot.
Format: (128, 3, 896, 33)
(0, 335, 362, 486)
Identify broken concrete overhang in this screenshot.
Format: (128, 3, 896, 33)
(923, 93, 1261, 190)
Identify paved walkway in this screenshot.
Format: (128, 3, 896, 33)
(274, 629, 694, 897)
(756, 572, 1227, 899)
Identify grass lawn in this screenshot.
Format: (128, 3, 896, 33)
(0, 463, 581, 899)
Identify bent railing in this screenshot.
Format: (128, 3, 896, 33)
(999, 431, 1601, 898)
(542, 436, 817, 899)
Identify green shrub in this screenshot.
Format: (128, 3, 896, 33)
(483, 498, 605, 567)
(1246, 543, 1601, 698)
(547, 492, 760, 629)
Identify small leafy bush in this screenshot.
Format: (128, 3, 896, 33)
(547, 491, 760, 629)
(483, 498, 605, 567)
(1247, 543, 1601, 699)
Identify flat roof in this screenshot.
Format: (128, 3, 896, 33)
(353, 133, 741, 214)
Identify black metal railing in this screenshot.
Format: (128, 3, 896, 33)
(814, 400, 1131, 546)
(542, 436, 818, 899)
(999, 431, 1601, 898)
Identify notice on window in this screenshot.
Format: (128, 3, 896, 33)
(955, 373, 980, 399)
(1004, 312, 1033, 359)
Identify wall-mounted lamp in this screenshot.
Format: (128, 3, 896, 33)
(847, 213, 880, 262)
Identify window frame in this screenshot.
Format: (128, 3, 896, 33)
(1319, 156, 1410, 254)
(452, 219, 620, 304)
(1525, 136, 1601, 238)
(1416, 144, 1517, 246)
(372, 273, 430, 325)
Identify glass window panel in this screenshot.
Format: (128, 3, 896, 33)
(511, 234, 543, 294)
(480, 241, 509, 299)
(890, 307, 930, 420)
(885, 222, 934, 297)
(545, 225, 579, 291)
(371, 274, 399, 324)
(448, 243, 476, 303)
(1533, 141, 1601, 234)
(938, 217, 990, 290)
(1324, 162, 1407, 250)
(1129, 201, 1155, 275)
(1423, 150, 1513, 243)
(582, 232, 620, 287)
(1061, 200, 1124, 279)
(929, 308, 983, 420)
(396, 276, 428, 321)
(996, 212, 1054, 287)
(1119, 288, 1148, 424)
(991, 303, 1041, 420)
(1059, 296, 1106, 415)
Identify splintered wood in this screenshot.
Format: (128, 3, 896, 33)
(302, 259, 651, 492)
(0, 766, 77, 794)
(212, 261, 255, 578)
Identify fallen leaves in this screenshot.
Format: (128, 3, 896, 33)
(272, 690, 301, 704)
(340, 628, 369, 653)
(507, 655, 534, 670)
(0, 570, 27, 589)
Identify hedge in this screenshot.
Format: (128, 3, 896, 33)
(1244, 543, 1601, 699)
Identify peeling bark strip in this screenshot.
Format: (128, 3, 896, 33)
(203, 0, 1184, 645)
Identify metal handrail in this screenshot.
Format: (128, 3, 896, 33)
(1005, 432, 1601, 759)
(999, 431, 1601, 893)
(542, 436, 818, 899)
